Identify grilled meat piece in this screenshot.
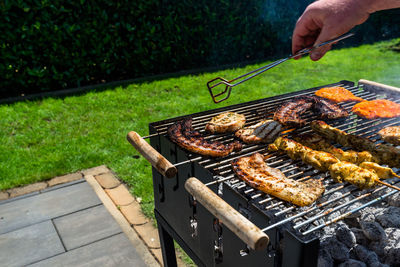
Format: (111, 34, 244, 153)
(314, 96, 349, 119)
(352, 99, 400, 119)
(269, 137, 397, 189)
(315, 87, 364, 103)
(232, 153, 325, 206)
(295, 134, 398, 179)
(273, 96, 314, 127)
(378, 126, 400, 146)
(329, 162, 378, 189)
(273, 95, 348, 127)
(295, 133, 379, 164)
(358, 162, 400, 179)
(235, 120, 282, 144)
(205, 112, 246, 133)
(311, 120, 400, 167)
(168, 118, 242, 157)
(269, 137, 339, 171)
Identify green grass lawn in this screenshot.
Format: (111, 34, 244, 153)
(1, 39, 400, 217)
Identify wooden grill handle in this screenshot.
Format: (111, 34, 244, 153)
(359, 79, 400, 94)
(185, 177, 269, 251)
(127, 131, 177, 178)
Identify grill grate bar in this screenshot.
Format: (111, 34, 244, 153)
(149, 83, 364, 134)
(261, 185, 354, 232)
(293, 186, 389, 230)
(301, 182, 400, 235)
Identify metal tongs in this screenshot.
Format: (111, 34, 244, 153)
(207, 32, 355, 103)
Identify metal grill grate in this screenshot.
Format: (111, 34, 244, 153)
(148, 80, 400, 237)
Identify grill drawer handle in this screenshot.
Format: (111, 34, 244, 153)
(185, 177, 269, 251)
(127, 131, 177, 178)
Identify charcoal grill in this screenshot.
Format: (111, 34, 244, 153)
(127, 79, 400, 267)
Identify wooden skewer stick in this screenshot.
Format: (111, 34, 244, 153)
(377, 180, 400, 191)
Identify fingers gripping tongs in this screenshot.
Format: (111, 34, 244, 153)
(207, 32, 354, 103)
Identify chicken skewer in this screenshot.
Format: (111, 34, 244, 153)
(269, 137, 400, 189)
(310, 120, 400, 167)
(295, 134, 399, 179)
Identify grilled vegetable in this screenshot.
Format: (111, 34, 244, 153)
(235, 120, 282, 144)
(378, 126, 400, 146)
(232, 153, 325, 206)
(168, 118, 242, 157)
(205, 112, 246, 133)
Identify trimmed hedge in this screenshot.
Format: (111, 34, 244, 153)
(1, 1, 399, 97)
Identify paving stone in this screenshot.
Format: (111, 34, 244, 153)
(0, 191, 40, 205)
(28, 233, 148, 267)
(150, 248, 163, 265)
(0, 220, 64, 266)
(40, 179, 85, 193)
(120, 202, 149, 225)
(47, 172, 83, 187)
(0, 191, 9, 201)
(95, 172, 120, 189)
(0, 182, 101, 235)
(135, 222, 161, 249)
(82, 165, 109, 176)
(8, 182, 47, 198)
(105, 184, 134, 206)
(54, 205, 122, 250)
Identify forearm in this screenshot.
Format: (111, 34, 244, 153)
(367, 0, 400, 13)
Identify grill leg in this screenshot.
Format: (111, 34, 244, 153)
(158, 222, 178, 267)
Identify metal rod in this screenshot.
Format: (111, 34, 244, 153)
(302, 185, 400, 235)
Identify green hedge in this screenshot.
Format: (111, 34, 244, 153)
(1, 1, 399, 97)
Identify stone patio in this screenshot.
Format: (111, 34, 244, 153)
(0, 166, 164, 267)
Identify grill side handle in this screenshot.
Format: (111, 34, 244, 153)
(185, 177, 269, 251)
(127, 131, 177, 178)
(359, 79, 400, 94)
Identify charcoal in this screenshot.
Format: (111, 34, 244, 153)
(338, 259, 366, 267)
(387, 191, 400, 207)
(336, 223, 357, 248)
(321, 226, 336, 240)
(383, 245, 400, 266)
(344, 217, 360, 228)
(382, 228, 400, 266)
(360, 221, 387, 242)
(354, 244, 381, 267)
(318, 248, 334, 267)
(327, 211, 341, 222)
(376, 206, 400, 228)
(385, 227, 400, 243)
(368, 241, 385, 258)
(345, 202, 363, 218)
(323, 237, 349, 261)
(351, 227, 369, 246)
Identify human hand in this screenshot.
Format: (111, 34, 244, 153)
(292, 0, 371, 61)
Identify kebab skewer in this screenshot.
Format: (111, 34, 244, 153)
(269, 137, 400, 189)
(295, 134, 399, 179)
(310, 120, 400, 167)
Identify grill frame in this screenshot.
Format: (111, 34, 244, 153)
(146, 79, 400, 267)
